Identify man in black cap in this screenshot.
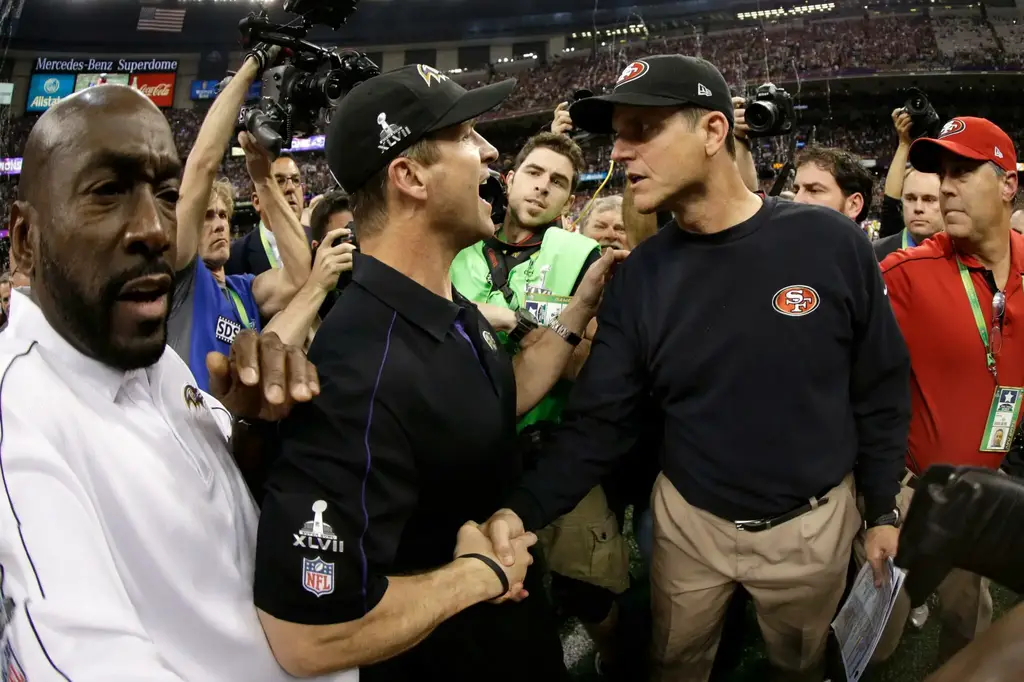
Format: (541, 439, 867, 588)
(481, 55, 911, 682)
(252, 64, 619, 681)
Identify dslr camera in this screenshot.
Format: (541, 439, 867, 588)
(902, 87, 941, 140)
(744, 83, 795, 138)
(236, 0, 380, 156)
(566, 88, 595, 143)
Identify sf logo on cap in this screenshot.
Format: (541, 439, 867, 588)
(616, 61, 649, 87)
(772, 285, 820, 317)
(940, 118, 966, 138)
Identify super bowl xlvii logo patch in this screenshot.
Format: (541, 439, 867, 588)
(294, 500, 344, 554)
(183, 385, 206, 411)
(377, 112, 411, 153)
(302, 557, 335, 597)
(2, 640, 26, 682)
(215, 315, 242, 345)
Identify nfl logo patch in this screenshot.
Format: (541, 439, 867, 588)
(302, 557, 335, 597)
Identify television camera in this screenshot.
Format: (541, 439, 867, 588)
(236, 0, 380, 156)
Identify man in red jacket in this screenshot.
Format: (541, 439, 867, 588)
(878, 116, 1023, 663)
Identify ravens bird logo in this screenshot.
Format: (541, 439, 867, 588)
(183, 385, 206, 411)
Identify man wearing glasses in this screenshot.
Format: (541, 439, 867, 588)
(227, 152, 312, 277)
(878, 116, 1024, 664)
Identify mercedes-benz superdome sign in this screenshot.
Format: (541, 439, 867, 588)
(33, 57, 179, 73)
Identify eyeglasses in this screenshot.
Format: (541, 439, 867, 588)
(992, 290, 1006, 355)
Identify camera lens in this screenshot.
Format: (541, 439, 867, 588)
(745, 101, 777, 134)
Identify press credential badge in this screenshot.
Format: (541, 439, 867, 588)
(980, 386, 1023, 452)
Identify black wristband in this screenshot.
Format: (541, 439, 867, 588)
(460, 553, 509, 597)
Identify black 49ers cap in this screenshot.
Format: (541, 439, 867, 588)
(570, 55, 734, 135)
(326, 65, 516, 193)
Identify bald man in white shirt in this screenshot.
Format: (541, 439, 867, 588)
(0, 83, 349, 681)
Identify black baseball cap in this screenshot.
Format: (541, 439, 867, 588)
(570, 55, 734, 135)
(326, 65, 516, 193)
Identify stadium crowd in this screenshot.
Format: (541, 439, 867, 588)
(2, 10, 1024, 222)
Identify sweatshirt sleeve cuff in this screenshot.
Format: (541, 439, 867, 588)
(864, 496, 897, 525)
(503, 487, 547, 533)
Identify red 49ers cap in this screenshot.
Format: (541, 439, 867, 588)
(569, 55, 734, 135)
(909, 117, 1017, 174)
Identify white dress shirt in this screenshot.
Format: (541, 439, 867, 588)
(0, 290, 357, 682)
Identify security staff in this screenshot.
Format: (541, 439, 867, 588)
(449, 131, 631, 666)
(0, 83, 334, 682)
(252, 65, 621, 682)
(482, 55, 911, 682)
(876, 116, 1024, 663)
(169, 49, 310, 390)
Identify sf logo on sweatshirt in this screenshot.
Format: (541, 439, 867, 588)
(772, 285, 820, 317)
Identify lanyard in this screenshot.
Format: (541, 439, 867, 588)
(901, 229, 911, 250)
(227, 287, 254, 330)
(259, 223, 281, 269)
(956, 256, 997, 379)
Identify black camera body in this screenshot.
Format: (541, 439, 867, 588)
(480, 169, 508, 226)
(902, 87, 941, 140)
(331, 224, 358, 250)
(237, 1, 379, 156)
(745, 83, 795, 138)
(567, 88, 595, 144)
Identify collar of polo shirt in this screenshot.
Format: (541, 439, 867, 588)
(7, 289, 128, 402)
(352, 253, 468, 341)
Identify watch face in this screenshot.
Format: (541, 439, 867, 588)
(518, 308, 539, 326)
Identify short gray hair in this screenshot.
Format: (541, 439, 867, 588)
(581, 195, 623, 230)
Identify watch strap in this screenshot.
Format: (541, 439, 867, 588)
(548, 318, 583, 347)
(865, 508, 901, 529)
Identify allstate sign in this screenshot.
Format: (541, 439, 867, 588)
(190, 79, 220, 100)
(191, 79, 262, 101)
(26, 73, 75, 112)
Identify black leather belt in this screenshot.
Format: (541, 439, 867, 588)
(734, 495, 830, 533)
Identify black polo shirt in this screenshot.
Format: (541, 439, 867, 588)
(253, 253, 565, 681)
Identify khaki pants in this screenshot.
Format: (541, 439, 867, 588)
(535, 485, 631, 594)
(856, 479, 993, 664)
(649, 473, 861, 682)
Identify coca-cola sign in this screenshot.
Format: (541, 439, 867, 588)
(130, 73, 176, 107)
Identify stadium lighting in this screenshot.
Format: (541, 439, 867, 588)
(736, 2, 834, 19)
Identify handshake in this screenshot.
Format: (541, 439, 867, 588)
(455, 509, 534, 603)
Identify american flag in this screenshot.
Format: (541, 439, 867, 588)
(137, 7, 186, 32)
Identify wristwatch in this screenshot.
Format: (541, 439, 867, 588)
(865, 508, 901, 530)
(507, 308, 539, 345)
(548, 317, 583, 347)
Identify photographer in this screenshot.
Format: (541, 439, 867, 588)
(731, 96, 760, 193)
(873, 108, 944, 260)
(263, 191, 356, 348)
(225, 150, 311, 278)
(449, 128, 635, 673)
(168, 47, 312, 391)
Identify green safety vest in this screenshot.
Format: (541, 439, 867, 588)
(450, 227, 599, 430)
